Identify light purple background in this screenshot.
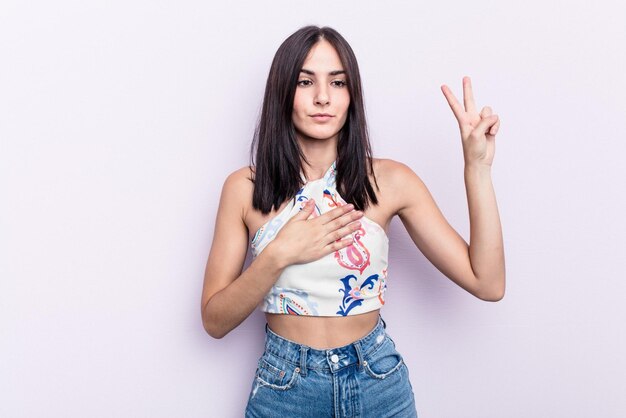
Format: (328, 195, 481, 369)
(2, 1, 625, 417)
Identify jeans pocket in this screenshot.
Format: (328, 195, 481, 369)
(362, 337, 404, 380)
(254, 353, 301, 391)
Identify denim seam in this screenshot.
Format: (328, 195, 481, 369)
(363, 356, 404, 380)
(263, 351, 300, 368)
(255, 367, 301, 390)
(258, 358, 282, 376)
(299, 346, 308, 377)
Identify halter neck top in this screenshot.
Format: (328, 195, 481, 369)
(250, 160, 389, 316)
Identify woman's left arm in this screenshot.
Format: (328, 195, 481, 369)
(441, 76, 505, 300)
(462, 162, 505, 301)
(392, 76, 505, 302)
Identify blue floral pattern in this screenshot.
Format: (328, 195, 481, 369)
(336, 273, 381, 316)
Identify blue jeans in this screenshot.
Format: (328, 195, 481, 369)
(245, 314, 418, 417)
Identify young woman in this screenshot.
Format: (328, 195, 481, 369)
(201, 25, 505, 417)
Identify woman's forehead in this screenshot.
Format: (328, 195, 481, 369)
(302, 40, 344, 73)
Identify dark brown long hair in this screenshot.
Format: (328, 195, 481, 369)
(250, 25, 379, 214)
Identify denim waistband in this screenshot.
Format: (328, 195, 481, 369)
(262, 314, 388, 376)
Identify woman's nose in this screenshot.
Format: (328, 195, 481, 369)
(314, 86, 330, 105)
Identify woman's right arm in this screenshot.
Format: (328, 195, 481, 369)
(200, 168, 364, 339)
(200, 169, 283, 339)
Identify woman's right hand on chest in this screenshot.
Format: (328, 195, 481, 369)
(268, 199, 364, 266)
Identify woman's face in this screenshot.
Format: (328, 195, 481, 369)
(292, 39, 350, 145)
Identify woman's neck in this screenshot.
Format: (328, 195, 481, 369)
(297, 138, 338, 181)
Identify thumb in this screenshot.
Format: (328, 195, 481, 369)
(472, 114, 498, 138)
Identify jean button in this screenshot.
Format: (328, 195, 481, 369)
(330, 354, 339, 363)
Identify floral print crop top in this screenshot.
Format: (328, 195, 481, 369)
(250, 160, 389, 316)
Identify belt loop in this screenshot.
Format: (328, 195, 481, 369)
(353, 340, 366, 371)
(380, 314, 387, 329)
(299, 345, 308, 377)
(265, 322, 268, 333)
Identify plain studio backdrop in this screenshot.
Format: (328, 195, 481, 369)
(1, 0, 625, 417)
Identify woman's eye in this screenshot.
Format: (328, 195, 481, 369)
(297, 80, 346, 87)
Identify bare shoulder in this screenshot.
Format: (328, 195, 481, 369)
(225, 165, 255, 185)
(373, 158, 421, 192)
(219, 165, 255, 218)
(222, 165, 254, 197)
(371, 157, 428, 216)
(372, 157, 420, 182)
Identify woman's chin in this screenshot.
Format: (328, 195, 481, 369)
(296, 129, 341, 143)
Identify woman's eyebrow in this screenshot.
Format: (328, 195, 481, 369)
(300, 69, 346, 76)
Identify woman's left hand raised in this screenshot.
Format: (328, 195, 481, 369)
(441, 76, 500, 167)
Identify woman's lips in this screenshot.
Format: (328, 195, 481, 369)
(311, 115, 333, 122)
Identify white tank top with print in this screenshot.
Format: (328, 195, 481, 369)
(250, 160, 389, 316)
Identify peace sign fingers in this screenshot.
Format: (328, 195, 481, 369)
(441, 75, 478, 115)
(462, 76, 477, 115)
(441, 83, 465, 123)
(440, 76, 500, 167)
(441, 76, 480, 138)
